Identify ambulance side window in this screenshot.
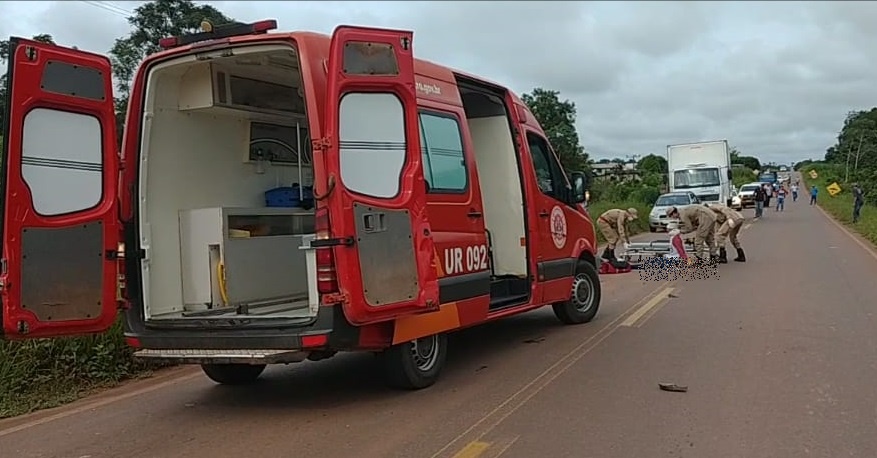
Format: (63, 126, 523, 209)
(419, 111, 468, 193)
(527, 132, 566, 202)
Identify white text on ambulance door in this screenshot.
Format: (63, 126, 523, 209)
(443, 245, 489, 275)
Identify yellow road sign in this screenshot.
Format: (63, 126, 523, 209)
(809, 170, 818, 179)
(827, 182, 842, 196)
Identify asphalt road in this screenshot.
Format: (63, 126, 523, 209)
(4, 173, 877, 458)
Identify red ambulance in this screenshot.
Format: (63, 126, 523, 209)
(0, 20, 600, 389)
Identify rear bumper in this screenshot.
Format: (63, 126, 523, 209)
(123, 304, 361, 359)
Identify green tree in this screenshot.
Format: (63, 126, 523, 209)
(109, 0, 233, 94)
(520, 88, 590, 172)
(0, 34, 56, 129)
(734, 155, 761, 171)
(824, 107, 877, 203)
(636, 154, 667, 174)
(108, 0, 234, 141)
(728, 147, 761, 171)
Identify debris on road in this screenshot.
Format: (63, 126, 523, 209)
(523, 337, 546, 344)
(658, 382, 688, 393)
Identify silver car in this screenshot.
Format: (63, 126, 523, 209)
(649, 191, 700, 232)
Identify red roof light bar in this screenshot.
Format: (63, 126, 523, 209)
(158, 19, 278, 50)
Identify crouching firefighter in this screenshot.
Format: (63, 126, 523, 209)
(706, 203, 746, 263)
(665, 205, 718, 263)
(596, 207, 638, 261)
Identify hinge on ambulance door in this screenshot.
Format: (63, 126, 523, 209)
(310, 237, 354, 248)
(311, 137, 332, 151)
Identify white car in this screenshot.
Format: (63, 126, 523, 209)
(731, 192, 743, 211)
(648, 191, 700, 232)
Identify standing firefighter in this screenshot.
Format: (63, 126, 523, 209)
(665, 205, 718, 262)
(706, 203, 746, 263)
(596, 208, 638, 261)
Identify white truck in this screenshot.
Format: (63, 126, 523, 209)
(666, 140, 733, 207)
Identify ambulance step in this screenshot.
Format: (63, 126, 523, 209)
(489, 277, 530, 310)
(133, 348, 310, 365)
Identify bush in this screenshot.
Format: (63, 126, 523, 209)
(800, 163, 877, 245)
(0, 319, 162, 418)
(732, 167, 755, 187)
(587, 177, 659, 244)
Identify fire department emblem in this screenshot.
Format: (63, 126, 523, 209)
(550, 205, 567, 249)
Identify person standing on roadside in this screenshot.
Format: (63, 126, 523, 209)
(763, 183, 772, 208)
(791, 183, 799, 202)
(754, 184, 765, 218)
(776, 185, 786, 212)
(810, 185, 818, 205)
(853, 183, 865, 223)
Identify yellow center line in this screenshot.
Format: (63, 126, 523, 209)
(431, 281, 677, 458)
(620, 287, 674, 327)
(452, 441, 492, 458)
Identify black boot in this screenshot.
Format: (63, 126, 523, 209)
(602, 247, 618, 262)
(607, 248, 617, 262)
(734, 247, 746, 262)
(718, 247, 728, 264)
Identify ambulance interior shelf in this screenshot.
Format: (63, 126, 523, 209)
(179, 207, 318, 317)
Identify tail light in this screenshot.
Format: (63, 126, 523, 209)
(314, 208, 338, 294)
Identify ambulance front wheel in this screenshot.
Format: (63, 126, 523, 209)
(553, 260, 601, 324)
(201, 363, 266, 385)
(379, 333, 448, 390)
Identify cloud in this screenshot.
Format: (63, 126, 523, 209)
(3, 0, 876, 165)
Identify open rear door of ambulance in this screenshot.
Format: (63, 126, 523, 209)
(321, 26, 439, 326)
(0, 38, 120, 339)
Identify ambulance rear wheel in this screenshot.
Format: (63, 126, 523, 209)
(553, 260, 601, 325)
(201, 363, 266, 385)
(379, 333, 447, 390)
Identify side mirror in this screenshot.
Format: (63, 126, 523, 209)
(727, 169, 733, 180)
(569, 171, 588, 203)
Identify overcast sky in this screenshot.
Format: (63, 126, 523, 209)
(2, 1, 875, 165)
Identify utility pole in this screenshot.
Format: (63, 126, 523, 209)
(845, 134, 862, 182)
(854, 131, 867, 173)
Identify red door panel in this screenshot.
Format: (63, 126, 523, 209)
(0, 38, 120, 339)
(323, 26, 439, 325)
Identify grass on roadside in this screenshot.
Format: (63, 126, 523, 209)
(0, 319, 164, 419)
(800, 164, 877, 246)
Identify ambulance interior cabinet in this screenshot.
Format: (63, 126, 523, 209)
(179, 207, 316, 310)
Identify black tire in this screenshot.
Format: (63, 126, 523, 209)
(553, 260, 602, 325)
(201, 363, 266, 385)
(378, 333, 448, 390)
(649, 226, 657, 233)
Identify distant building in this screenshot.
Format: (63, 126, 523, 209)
(591, 161, 640, 182)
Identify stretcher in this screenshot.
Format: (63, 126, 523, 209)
(618, 237, 704, 266)
(600, 236, 711, 275)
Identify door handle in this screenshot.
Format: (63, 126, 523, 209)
(539, 210, 550, 218)
(467, 209, 483, 218)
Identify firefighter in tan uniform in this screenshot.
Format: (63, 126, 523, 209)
(706, 203, 746, 263)
(596, 208, 638, 261)
(665, 205, 718, 262)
